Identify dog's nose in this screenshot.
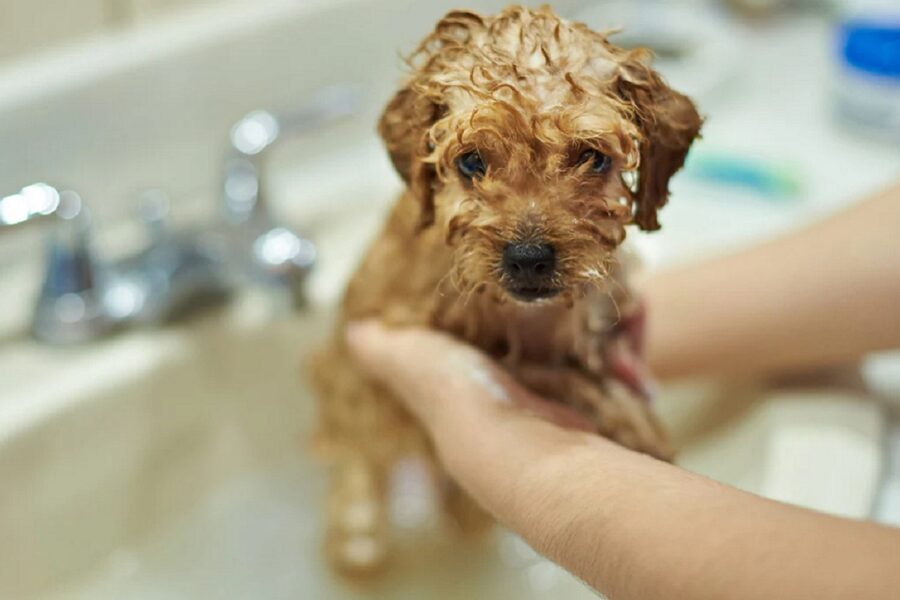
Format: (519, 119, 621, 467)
(502, 243, 556, 282)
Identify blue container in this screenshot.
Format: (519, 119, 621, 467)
(834, 15, 900, 142)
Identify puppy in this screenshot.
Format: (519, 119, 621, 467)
(310, 5, 701, 576)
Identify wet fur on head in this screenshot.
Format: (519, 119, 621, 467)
(378, 5, 702, 300)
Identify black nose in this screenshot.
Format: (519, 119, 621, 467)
(502, 243, 556, 283)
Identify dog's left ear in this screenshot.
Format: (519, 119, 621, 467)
(616, 53, 702, 231)
(378, 83, 441, 229)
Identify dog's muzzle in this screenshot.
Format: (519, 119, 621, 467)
(501, 243, 561, 301)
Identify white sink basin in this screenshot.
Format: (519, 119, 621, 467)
(0, 320, 883, 600)
(0, 296, 605, 599)
(0, 2, 894, 598)
(0, 201, 885, 599)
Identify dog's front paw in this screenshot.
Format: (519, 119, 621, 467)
(325, 496, 390, 577)
(586, 379, 673, 461)
(325, 524, 388, 577)
(510, 362, 673, 461)
(325, 462, 390, 578)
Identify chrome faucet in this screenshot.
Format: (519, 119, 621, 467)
(220, 110, 317, 303)
(1, 186, 114, 343)
(1, 86, 359, 344)
(103, 190, 231, 326)
(2, 184, 230, 343)
(220, 86, 358, 300)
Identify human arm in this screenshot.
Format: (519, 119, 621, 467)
(643, 181, 900, 380)
(347, 322, 900, 600)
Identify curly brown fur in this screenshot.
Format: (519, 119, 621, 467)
(309, 5, 701, 576)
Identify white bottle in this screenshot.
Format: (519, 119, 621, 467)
(832, 9, 900, 144)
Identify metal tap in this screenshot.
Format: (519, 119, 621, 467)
(24, 188, 114, 344)
(0, 85, 360, 343)
(220, 86, 359, 304)
(2, 184, 231, 343)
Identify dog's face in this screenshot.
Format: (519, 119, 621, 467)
(424, 91, 640, 303)
(379, 7, 701, 304)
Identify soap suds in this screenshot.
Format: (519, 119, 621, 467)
(449, 352, 512, 404)
(469, 365, 512, 403)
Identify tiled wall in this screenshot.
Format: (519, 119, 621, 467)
(0, 0, 228, 63)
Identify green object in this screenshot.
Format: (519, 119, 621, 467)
(684, 150, 803, 200)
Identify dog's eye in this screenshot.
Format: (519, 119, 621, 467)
(577, 149, 611, 174)
(457, 151, 486, 179)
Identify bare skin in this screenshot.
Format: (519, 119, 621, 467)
(346, 322, 900, 600)
(343, 181, 900, 598)
(643, 181, 900, 380)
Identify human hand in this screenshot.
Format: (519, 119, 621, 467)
(345, 321, 598, 495)
(345, 321, 900, 600)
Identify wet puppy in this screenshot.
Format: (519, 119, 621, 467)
(310, 5, 701, 576)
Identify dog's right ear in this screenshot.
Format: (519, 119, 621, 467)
(614, 51, 702, 231)
(378, 84, 441, 229)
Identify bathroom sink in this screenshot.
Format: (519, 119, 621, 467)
(0, 307, 885, 600)
(0, 301, 882, 600)
(0, 192, 885, 599)
(0, 2, 894, 598)
(0, 277, 604, 599)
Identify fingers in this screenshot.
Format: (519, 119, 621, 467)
(345, 320, 600, 525)
(345, 321, 594, 433)
(345, 320, 511, 425)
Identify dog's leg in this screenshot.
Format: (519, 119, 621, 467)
(569, 372, 673, 461)
(511, 362, 672, 461)
(325, 456, 390, 576)
(310, 341, 424, 576)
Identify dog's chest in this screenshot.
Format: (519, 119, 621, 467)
(434, 286, 624, 370)
(499, 302, 576, 363)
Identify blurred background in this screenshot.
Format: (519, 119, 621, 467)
(0, 0, 898, 598)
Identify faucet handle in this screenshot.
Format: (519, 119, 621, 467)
(0, 182, 62, 230)
(32, 191, 113, 344)
(229, 85, 361, 157)
(101, 189, 232, 325)
(222, 85, 362, 226)
(218, 87, 357, 306)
